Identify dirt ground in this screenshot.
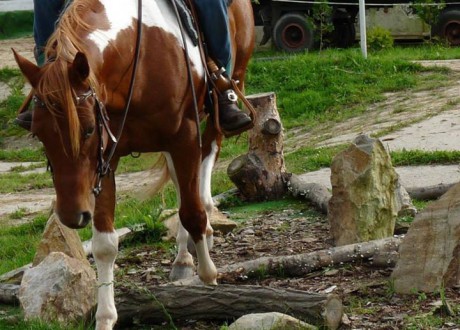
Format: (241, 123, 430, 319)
(114, 204, 460, 329)
(1, 38, 460, 329)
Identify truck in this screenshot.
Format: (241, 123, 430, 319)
(252, 0, 460, 51)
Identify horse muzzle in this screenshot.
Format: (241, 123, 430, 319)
(57, 210, 93, 229)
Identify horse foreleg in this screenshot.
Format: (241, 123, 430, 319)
(188, 135, 221, 255)
(92, 172, 118, 330)
(164, 153, 196, 281)
(165, 151, 217, 285)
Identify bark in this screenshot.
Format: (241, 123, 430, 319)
(173, 236, 403, 285)
(116, 284, 343, 329)
(406, 183, 454, 200)
(228, 92, 288, 201)
(288, 174, 332, 214)
(0, 284, 19, 304)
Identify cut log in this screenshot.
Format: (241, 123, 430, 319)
(288, 174, 331, 214)
(228, 92, 289, 201)
(116, 284, 343, 330)
(405, 183, 454, 201)
(0, 283, 19, 304)
(174, 236, 403, 285)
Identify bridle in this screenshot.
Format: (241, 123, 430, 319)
(36, 0, 143, 197)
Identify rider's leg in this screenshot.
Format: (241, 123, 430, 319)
(193, 0, 253, 136)
(33, 0, 66, 66)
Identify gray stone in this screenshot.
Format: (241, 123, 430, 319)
(19, 252, 96, 324)
(328, 135, 399, 246)
(33, 213, 88, 266)
(392, 182, 460, 293)
(228, 312, 317, 330)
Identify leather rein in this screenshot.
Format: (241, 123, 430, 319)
(35, 0, 143, 197)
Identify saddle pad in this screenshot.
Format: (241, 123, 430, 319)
(173, 0, 199, 46)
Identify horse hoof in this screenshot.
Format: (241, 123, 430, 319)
(169, 264, 195, 281)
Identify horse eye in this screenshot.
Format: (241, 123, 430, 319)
(84, 126, 95, 139)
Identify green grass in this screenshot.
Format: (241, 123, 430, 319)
(0, 172, 53, 193)
(246, 48, 448, 129)
(0, 11, 33, 40)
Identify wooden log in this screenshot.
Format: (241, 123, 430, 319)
(116, 284, 343, 330)
(288, 174, 331, 214)
(406, 183, 454, 201)
(0, 284, 19, 304)
(174, 236, 403, 285)
(228, 92, 288, 201)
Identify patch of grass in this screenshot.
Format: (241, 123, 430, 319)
(390, 149, 460, 166)
(0, 213, 48, 275)
(0, 11, 33, 40)
(0, 172, 53, 193)
(116, 152, 161, 173)
(285, 145, 346, 173)
(246, 48, 447, 129)
(0, 148, 45, 162)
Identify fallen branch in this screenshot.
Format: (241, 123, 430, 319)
(288, 174, 331, 214)
(116, 284, 343, 329)
(406, 183, 455, 201)
(173, 236, 403, 286)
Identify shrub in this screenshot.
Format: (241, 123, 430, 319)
(367, 26, 394, 51)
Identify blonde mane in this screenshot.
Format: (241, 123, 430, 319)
(37, 0, 101, 157)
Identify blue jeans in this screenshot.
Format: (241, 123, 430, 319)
(193, 0, 232, 74)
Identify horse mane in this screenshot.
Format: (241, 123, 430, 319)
(38, 0, 101, 157)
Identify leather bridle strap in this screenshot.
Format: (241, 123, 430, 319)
(93, 0, 143, 196)
(171, 0, 202, 148)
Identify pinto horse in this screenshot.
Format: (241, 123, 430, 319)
(13, 0, 254, 328)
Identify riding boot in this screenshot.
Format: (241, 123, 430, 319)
(218, 89, 252, 135)
(208, 60, 253, 136)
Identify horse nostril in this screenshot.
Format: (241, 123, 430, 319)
(79, 211, 92, 227)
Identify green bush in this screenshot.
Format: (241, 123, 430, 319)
(367, 26, 394, 51)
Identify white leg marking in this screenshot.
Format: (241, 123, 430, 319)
(92, 227, 118, 330)
(195, 234, 217, 285)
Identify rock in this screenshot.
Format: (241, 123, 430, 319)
(162, 207, 237, 240)
(19, 252, 96, 324)
(228, 312, 317, 330)
(392, 182, 460, 293)
(328, 135, 400, 246)
(33, 213, 89, 266)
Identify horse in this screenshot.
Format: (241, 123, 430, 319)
(13, 0, 254, 328)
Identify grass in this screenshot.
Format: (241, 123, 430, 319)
(0, 11, 33, 40)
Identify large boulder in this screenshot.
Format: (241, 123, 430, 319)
(328, 135, 401, 246)
(19, 252, 96, 324)
(392, 182, 460, 293)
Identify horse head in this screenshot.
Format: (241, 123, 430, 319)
(14, 50, 106, 229)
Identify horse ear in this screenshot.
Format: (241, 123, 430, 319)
(70, 52, 90, 84)
(12, 48, 41, 88)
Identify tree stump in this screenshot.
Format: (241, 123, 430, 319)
(228, 92, 288, 201)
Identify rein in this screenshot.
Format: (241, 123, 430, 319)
(92, 0, 143, 196)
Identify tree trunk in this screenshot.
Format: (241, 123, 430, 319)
(228, 92, 288, 201)
(116, 284, 343, 329)
(174, 236, 403, 285)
